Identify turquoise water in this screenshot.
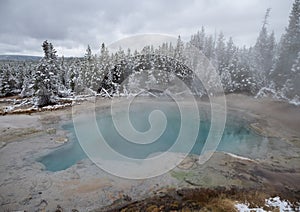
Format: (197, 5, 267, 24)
(38, 105, 266, 172)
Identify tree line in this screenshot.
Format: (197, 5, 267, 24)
(0, 0, 299, 106)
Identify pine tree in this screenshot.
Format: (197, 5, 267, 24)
(67, 58, 81, 93)
(190, 26, 206, 51)
(127, 72, 141, 94)
(252, 8, 276, 88)
(223, 37, 237, 92)
(204, 35, 214, 59)
(283, 51, 300, 100)
(80, 45, 96, 89)
(20, 62, 35, 97)
(217, 37, 256, 94)
(114, 47, 126, 63)
(159, 42, 169, 56)
(34, 40, 61, 107)
(271, 0, 300, 97)
(174, 35, 185, 62)
(112, 47, 126, 94)
(215, 32, 226, 75)
(98, 43, 111, 90)
(14, 63, 25, 91)
(239, 47, 256, 93)
(0, 65, 12, 97)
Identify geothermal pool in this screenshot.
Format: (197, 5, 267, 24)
(38, 104, 268, 172)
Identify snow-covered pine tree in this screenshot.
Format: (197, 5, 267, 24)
(14, 62, 24, 92)
(90, 59, 101, 91)
(20, 61, 35, 97)
(190, 26, 206, 52)
(174, 35, 185, 63)
(158, 42, 169, 56)
(282, 51, 300, 101)
(172, 35, 186, 83)
(168, 42, 175, 57)
(57, 55, 70, 97)
(67, 58, 81, 93)
(0, 65, 12, 97)
(127, 72, 141, 94)
(238, 47, 256, 93)
(252, 8, 276, 88)
(33, 40, 61, 107)
(112, 47, 127, 95)
(219, 37, 255, 93)
(59, 56, 68, 88)
(114, 47, 126, 63)
(271, 0, 300, 98)
(20, 76, 34, 98)
(97, 43, 111, 90)
(204, 35, 215, 60)
(215, 32, 226, 75)
(224, 38, 237, 92)
(80, 45, 94, 89)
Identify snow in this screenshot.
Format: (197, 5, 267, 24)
(255, 86, 277, 98)
(235, 196, 299, 212)
(3, 105, 15, 113)
(235, 203, 264, 212)
(224, 152, 255, 162)
(289, 95, 300, 106)
(255, 86, 300, 107)
(42, 103, 72, 110)
(265, 196, 294, 211)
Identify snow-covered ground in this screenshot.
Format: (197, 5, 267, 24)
(0, 95, 95, 114)
(255, 86, 300, 106)
(235, 196, 300, 212)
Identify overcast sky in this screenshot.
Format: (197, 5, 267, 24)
(0, 0, 293, 57)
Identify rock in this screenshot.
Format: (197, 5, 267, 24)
(249, 122, 274, 137)
(123, 194, 132, 201)
(36, 199, 48, 210)
(290, 137, 300, 142)
(0, 141, 6, 148)
(169, 201, 179, 209)
(146, 205, 159, 212)
(46, 128, 56, 134)
(181, 207, 192, 212)
(184, 178, 201, 186)
(250, 123, 265, 135)
(55, 204, 63, 212)
(55, 137, 68, 143)
(177, 157, 196, 170)
(20, 195, 33, 205)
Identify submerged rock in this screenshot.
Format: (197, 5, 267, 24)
(249, 122, 272, 137)
(177, 156, 196, 170)
(55, 137, 68, 143)
(46, 128, 56, 134)
(0, 141, 6, 148)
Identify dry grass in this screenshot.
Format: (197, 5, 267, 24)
(97, 187, 275, 212)
(200, 197, 236, 211)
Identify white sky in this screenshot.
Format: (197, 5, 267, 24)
(0, 0, 294, 57)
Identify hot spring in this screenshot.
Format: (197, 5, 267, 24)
(38, 102, 269, 172)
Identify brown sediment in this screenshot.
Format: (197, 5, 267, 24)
(0, 127, 43, 144)
(62, 178, 112, 195)
(225, 94, 300, 142)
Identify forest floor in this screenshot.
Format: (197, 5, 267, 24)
(0, 94, 299, 211)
